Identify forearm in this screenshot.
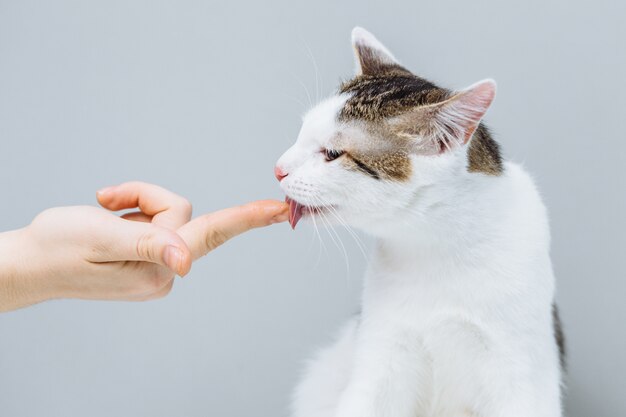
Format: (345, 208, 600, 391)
(0, 228, 48, 312)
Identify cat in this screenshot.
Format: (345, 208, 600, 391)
(276, 27, 565, 417)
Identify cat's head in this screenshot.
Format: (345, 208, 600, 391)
(276, 27, 501, 236)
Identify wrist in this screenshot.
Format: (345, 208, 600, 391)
(0, 227, 54, 312)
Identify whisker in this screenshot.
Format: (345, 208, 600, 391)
(312, 195, 351, 278)
(309, 210, 327, 269)
(319, 209, 350, 279)
(323, 203, 369, 262)
(281, 92, 307, 112)
(303, 41, 322, 103)
(289, 71, 313, 108)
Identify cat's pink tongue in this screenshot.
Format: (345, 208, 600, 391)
(286, 197, 303, 229)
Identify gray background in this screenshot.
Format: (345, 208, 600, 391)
(0, 1, 624, 416)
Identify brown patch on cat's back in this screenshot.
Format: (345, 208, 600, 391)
(467, 124, 503, 176)
(552, 303, 567, 371)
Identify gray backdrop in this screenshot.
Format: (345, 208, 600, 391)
(0, 1, 624, 416)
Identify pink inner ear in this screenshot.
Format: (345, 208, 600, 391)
(463, 121, 481, 144)
(445, 80, 496, 144)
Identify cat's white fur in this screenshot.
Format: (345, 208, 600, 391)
(277, 28, 561, 417)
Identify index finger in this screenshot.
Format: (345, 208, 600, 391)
(97, 181, 193, 230)
(177, 200, 288, 260)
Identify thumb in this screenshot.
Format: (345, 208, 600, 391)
(92, 217, 193, 276)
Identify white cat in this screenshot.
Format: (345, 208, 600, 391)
(276, 27, 564, 417)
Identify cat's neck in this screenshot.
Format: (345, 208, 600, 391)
(370, 162, 548, 270)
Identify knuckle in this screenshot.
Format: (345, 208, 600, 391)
(204, 226, 228, 252)
(135, 230, 157, 261)
(124, 180, 146, 189)
(30, 206, 102, 245)
(176, 197, 193, 218)
(33, 207, 55, 221)
(31, 207, 65, 227)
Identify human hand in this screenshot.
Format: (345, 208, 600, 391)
(0, 182, 288, 312)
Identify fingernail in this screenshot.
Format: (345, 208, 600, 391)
(271, 212, 290, 224)
(264, 202, 288, 214)
(163, 245, 183, 275)
(96, 186, 115, 197)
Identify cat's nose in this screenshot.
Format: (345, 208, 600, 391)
(274, 166, 288, 182)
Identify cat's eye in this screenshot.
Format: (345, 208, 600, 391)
(323, 148, 345, 162)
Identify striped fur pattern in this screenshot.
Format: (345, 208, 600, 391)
(338, 71, 503, 178)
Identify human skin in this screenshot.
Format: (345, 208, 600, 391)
(0, 182, 289, 312)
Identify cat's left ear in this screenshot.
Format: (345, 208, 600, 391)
(390, 79, 496, 153)
(351, 27, 402, 76)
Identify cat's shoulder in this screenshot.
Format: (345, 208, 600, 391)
(500, 161, 544, 199)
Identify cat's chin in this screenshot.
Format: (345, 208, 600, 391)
(285, 196, 334, 229)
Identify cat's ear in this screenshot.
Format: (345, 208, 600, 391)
(390, 79, 496, 154)
(351, 27, 402, 76)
